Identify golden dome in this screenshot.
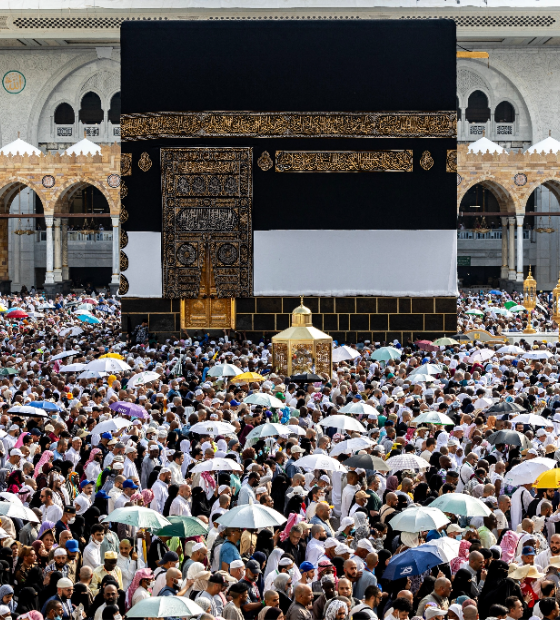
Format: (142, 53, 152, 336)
(292, 297, 312, 326)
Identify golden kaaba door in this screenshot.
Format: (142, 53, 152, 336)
(181, 298, 235, 329)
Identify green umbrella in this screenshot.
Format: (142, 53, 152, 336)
(370, 346, 402, 361)
(429, 492, 492, 517)
(465, 309, 484, 316)
(103, 507, 170, 530)
(504, 300, 517, 309)
(127, 596, 204, 618)
(0, 368, 18, 376)
(432, 338, 460, 346)
(154, 515, 208, 538)
(413, 411, 455, 426)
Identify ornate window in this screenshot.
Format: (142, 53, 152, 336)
(79, 92, 103, 124)
(466, 90, 490, 123)
(108, 92, 121, 125)
(54, 102, 75, 125)
(495, 101, 515, 123)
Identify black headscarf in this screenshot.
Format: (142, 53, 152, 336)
(23, 567, 44, 593)
(163, 485, 179, 517)
(479, 560, 523, 619)
(39, 570, 62, 607)
(451, 568, 479, 601)
(72, 582, 92, 614)
(191, 487, 212, 518)
(16, 587, 39, 614)
(83, 505, 101, 539)
(256, 529, 274, 557)
(0, 560, 10, 585)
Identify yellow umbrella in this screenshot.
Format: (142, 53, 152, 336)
(231, 372, 265, 383)
(0, 306, 6, 313)
(100, 353, 124, 360)
(533, 469, 560, 488)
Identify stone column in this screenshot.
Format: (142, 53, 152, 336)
(45, 216, 54, 285)
(508, 217, 516, 280)
(12, 226, 21, 290)
(516, 214, 524, 282)
(62, 218, 69, 281)
(53, 218, 62, 282)
(501, 217, 509, 279)
(111, 215, 120, 285)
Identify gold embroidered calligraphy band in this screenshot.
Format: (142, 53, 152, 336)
(121, 111, 457, 141)
(275, 150, 413, 173)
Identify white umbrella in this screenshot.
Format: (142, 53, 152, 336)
(59, 327, 83, 337)
(244, 393, 284, 408)
(103, 507, 171, 529)
(386, 454, 429, 472)
(8, 405, 46, 416)
(503, 457, 556, 486)
(318, 415, 366, 433)
(429, 493, 492, 517)
(329, 436, 374, 457)
(85, 358, 131, 373)
(51, 350, 81, 361)
(410, 364, 445, 376)
(0, 502, 39, 523)
(468, 349, 494, 363)
(408, 374, 441, 384)
(191, 458, 243, 472)
(293, 454, 347, 472)
(389, 507, 449, 533)
(127, 596, 204, 619)
(92, 417, 133, 435)
(413, 411, 454, 426)
(58, 363, 87, 373)
(77, 303, 94, 311)
(332, 346, 360, 362)
(216, 497, 286, 529)
(523, 351, 553, 360)
(0, 492, 22, 505)
(287, 425, 306, 436)
(473, 397, 494, 410)
(206, 364, 243, 378)
(127, 371, 161, 388)
(512, 413, 549, 427)
(338, 402, 379, 416)
(244, 423, 291, 445)
(78, 370, 108, 380)
(189, 421, 236, 436)
(497, 345, 525, 354)
(422, 538, 461, 563)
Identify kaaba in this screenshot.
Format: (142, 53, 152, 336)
(119, 19, 458, 343)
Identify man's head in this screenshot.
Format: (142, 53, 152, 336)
(337, 578, 353, 599)
(207, 573, 225, 596)
(229, 559, 245, 581)
(56, 577, 74, 602)
(539, 598, 559, 620)
(343, 560, 358, 582)
(53, 547, 68, 569)
(244, 559, 261, 582)
(45, 600, 64, 620)
(505, 597, 524, 620)
(103, 551, 118, 572)
(165, 567, 183, 590)
(91, 524, 105, 543)
(294, 584, 313, 607)
(264, 590, 280, 608)
(469, 550, 484, 572)
(392, 597, 413, 620)
(433, 577, 452, 598)
(551, 534, 560, 555)
(103, 584, 118, 605)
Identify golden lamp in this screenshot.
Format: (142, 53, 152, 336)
(523, 266, 537, 334)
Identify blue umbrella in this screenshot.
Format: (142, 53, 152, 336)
(29, 401, 62, 412)
(383, 546, 443, 580)
(489, 290, 503, 295)
(78, 314, 101, 324)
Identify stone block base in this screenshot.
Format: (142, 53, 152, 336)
(121, 296, 458, 344)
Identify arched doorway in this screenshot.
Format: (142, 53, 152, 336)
(458, 181, 516, 288)
(56, 182, 113, 291)
(0, 181, 44, 293)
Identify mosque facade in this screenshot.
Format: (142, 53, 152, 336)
(1, 2, 560, 294)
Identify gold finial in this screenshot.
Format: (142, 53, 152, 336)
(529, 265, 532, 276)
(300, 296, 304, 306)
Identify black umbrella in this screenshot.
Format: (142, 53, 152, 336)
(343, 454, 390, 472)
(452, 334, 471, 341)
(487, 430, 531, 450)
(486, 401, 526, 415)
(290, 373, 323, 383)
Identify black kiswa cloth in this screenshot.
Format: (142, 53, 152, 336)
(120, 19, 457, 234)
